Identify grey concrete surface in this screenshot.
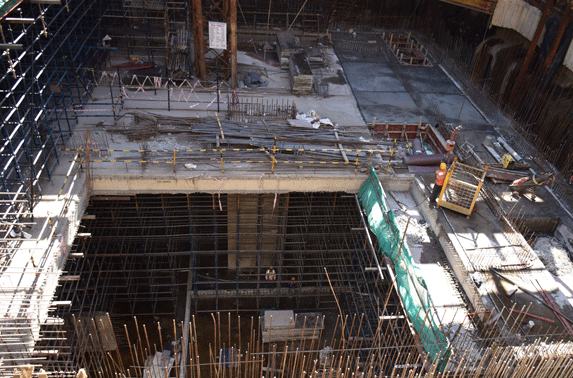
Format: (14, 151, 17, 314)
(332, 33, 489, 126)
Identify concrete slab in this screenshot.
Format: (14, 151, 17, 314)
(359, 101, 424, 124)
(397, 68, 461, 95)
(263, 310, 294, 329)
(341, 64, 406, 92)
(417, 93, 487, 125)
(332, 32, 486, 126)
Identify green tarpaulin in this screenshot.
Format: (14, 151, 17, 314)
(358, 166, 451, 368)
(0, 0, 23, 21)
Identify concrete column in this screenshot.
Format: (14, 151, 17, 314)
(227, 194, 281, 272)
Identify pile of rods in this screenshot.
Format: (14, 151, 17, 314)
(87, 112, 394, 169)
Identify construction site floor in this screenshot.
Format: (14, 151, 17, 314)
(332, 29, 573, 338)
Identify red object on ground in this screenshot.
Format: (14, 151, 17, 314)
(509, 308, 554, 324)
(535, 280, 573, 335)
(112, 61, 154, 72)
(404, 153, 453, 166)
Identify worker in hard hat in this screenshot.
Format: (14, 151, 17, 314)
(265, 266, 276, 281)
(288, 277, 297, 289)
(429, 162, 447, 207)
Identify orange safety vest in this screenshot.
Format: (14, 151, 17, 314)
(435, 169, 446, 186)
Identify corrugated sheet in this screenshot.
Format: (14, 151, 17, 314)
(491, 0, 541, 41)
(492, 0, 573, 71)
(564, 40, 573, 71)
(439, 0, 497, 14)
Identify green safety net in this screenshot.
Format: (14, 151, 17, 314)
(358, 166, 451, 368)
(0, 0, 22, 21)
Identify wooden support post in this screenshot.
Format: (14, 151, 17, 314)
(511, 0, 555, 99)
(230, 0, 238, 87)
(192, 0, 206, 81)
(334, 130, 349, 164)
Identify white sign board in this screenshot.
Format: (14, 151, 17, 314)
(209, 21, 227, 50)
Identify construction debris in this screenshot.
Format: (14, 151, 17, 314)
(289, 53, 313, 94)
(276, 32, 303, 69)
(261, 310, 323, 343)
(243, 73, 268, 88)
(533, 237, 573, 276)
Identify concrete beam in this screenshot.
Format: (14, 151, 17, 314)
(91, 174, 369, 194)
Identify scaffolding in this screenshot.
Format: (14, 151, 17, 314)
(0, 0, 106, 235)
(0, 1, 106, 377)
(54, 193, 402, 319)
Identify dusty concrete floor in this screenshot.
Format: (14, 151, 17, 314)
(330, 29, 573, 340)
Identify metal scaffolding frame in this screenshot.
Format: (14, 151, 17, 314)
(0, 0, 107, 236)
(35, 192, 573, 378)
(54, 193, 399, 314)
(0, 2, 107, 377)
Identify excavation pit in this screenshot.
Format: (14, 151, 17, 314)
(51, 192, 422, 378)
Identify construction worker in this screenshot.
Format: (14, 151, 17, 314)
(265, 267, 276, 281)
(288, 277, 297, 289)
(444, 125, 461, 162)
(429, 162, 447, 206)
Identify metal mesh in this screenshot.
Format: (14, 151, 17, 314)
(439, 160, 485, 216)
